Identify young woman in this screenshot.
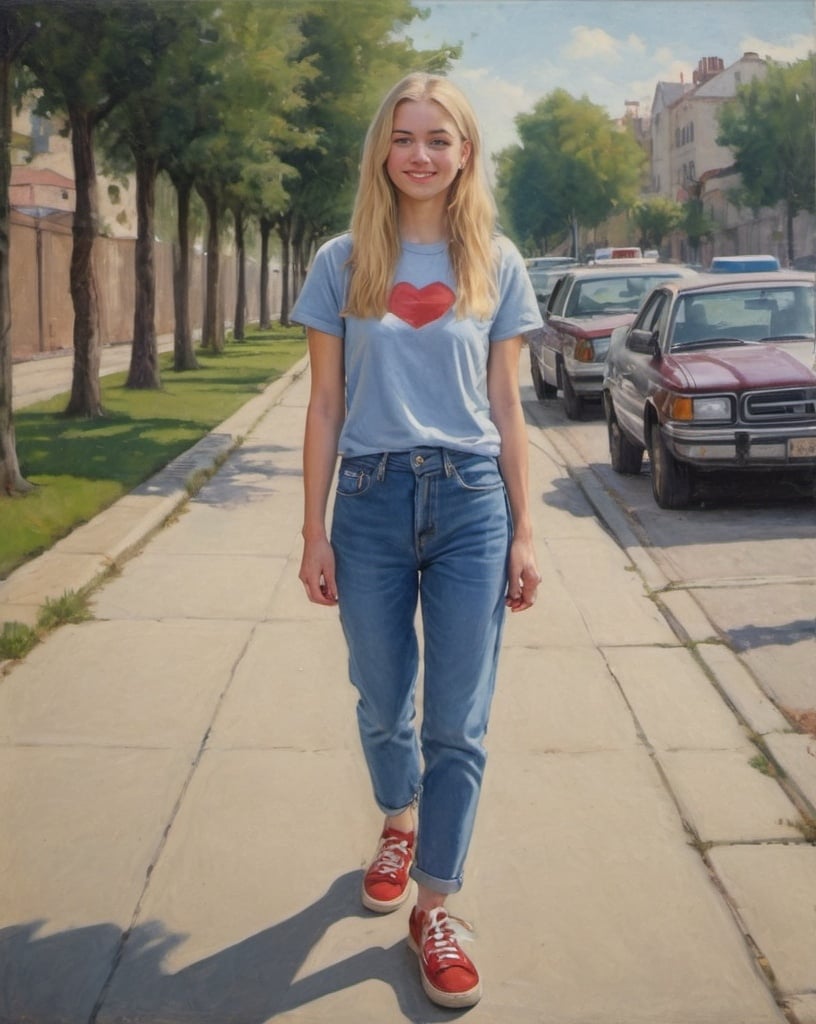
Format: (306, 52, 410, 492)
(293, 72, 542, 1009)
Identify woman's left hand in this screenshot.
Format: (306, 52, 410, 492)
(505, 536, 541, 613)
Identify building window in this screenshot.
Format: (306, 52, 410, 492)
(30, 114, 51, 155)
(688, 160, 696, 181)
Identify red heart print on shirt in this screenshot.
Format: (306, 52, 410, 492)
(388, 282, 455, 328)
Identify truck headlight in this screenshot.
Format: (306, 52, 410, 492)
(667, 395, 733, 421)
(693, 396, 733, 420)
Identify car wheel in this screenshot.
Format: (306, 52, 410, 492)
(649, 421, 693, 509)
(561, 368, 583, 420)
(530, 353, 557, 399)
(606, 400, 644, 474)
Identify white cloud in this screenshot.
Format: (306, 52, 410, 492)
(738, 33, 813, 63)
(563, 26, 623, 62)
(626, 34, 648, 55)
(448, 67, 535, 163)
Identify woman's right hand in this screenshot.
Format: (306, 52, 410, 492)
(299, 535, 339, 606)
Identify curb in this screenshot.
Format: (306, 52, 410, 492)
(0, 355, 309, 635)
(536, 424, 816, 820)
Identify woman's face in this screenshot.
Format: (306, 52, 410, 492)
(385, 99, 471, 208)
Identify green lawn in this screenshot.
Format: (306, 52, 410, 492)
(1, 325, 306, 579)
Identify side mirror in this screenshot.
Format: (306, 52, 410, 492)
(627, 327, 659, 356)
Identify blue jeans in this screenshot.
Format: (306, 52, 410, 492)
(331, 447, 511, 894)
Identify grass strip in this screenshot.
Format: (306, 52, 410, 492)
(1, 325, 306, 579)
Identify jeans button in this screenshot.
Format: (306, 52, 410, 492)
(414, 455, 424, 466)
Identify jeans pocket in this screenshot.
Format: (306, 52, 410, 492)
(448, 454, 504, 492)
(336, 456, 380, 497)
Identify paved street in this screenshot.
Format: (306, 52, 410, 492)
(1, 356, 815, 1023)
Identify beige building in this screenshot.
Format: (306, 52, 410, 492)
(11, 96, 138, 237)
(648, 53, 814, 265)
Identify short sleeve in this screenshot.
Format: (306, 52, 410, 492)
(291, 234, 352, 338)
(490, 236, 543, 341)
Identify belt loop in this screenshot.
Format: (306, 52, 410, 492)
(443, 450, 454, 477)
(376, 452, 388, 481)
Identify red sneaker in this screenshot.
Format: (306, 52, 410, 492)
(361, 827, 414, 913)
(408, 906, 482, 1008)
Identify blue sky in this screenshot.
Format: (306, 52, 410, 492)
(403, 0, 814, 160)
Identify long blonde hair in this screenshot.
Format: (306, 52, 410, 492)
(346, 73, 497, 320)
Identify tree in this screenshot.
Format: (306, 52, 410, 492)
(20, 1, 152, 416)
(632, 195, 682, 252)
(276, 0, 458, 322)
(186, 0, 308, 351)
(681, 190, 717, 265)
(717, 57, 816, 263)
(0, 5, 35, 494)
(99, 1, 208, 388)
(497, 90, 646, 257)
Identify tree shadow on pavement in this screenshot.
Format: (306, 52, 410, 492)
(727, 618, 816, 651)
(0, 871, 469, 1024)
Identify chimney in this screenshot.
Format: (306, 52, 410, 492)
(693, 56, 724, 86)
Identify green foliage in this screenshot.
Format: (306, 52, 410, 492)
(0, 621, 38, 661)
(0, 327, 305, 578)
(497, 89, 646, 252)
(717, 57, 816, 218)
(37, 590, 92, 631)
(681, 197, 717, 259)
(632, 196, 682, 251)
(280, 1, 460, 258)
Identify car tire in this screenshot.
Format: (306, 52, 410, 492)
(530, 353, 557, 400)
(561, 368, 583, 420)
(606, 400, 644, 474)
(649, 421, 693, 509)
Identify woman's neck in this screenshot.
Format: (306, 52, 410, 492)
(398, 201, 448, 245)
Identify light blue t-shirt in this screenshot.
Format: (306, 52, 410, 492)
(291, 232, 542, 457)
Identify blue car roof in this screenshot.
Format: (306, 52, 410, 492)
(709, 255, 781, 273)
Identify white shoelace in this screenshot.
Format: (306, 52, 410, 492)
(370, 836, 410, 879)
(423, 907, 474, 964)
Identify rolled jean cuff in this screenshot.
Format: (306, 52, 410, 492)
(409, 863, 463, 896)
(375, 796, 418, 818)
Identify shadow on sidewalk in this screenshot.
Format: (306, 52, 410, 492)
(0, 871, 469, 1023)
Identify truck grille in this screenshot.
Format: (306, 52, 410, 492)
(743, 387, 816, 422)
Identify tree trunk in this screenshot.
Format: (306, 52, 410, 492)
(278, 215, 291, 327)
(199, 185, 224, 353)
(0, 50, 31, 494)
(127, 152, 161, 389)
(233, 206, 246, 341)
(65, 104, 104, 417)
(172, 176, 199, 370)
(785, 199, 795, 266)
(259, 216, 272, 329)
(291, 215, 306, 298)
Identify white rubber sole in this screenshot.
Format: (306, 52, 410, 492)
(407, 933, 483, 1008)
(361, 879, 413, 913)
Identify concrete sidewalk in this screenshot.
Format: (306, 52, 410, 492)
(1, 363, 814, 1024)
(12, 335, 176, 411)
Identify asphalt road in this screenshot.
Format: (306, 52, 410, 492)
(521, 372, 816, 723)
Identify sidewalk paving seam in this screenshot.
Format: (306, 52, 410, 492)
(88, 618, 261, 1024)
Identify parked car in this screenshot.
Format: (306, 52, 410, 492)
(527, 263, 697, 418)
(709, 254, 781, 273)
(603, 271, 816, 508)
(527, 264, 570, 314)
(525, 256, 577, 270)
